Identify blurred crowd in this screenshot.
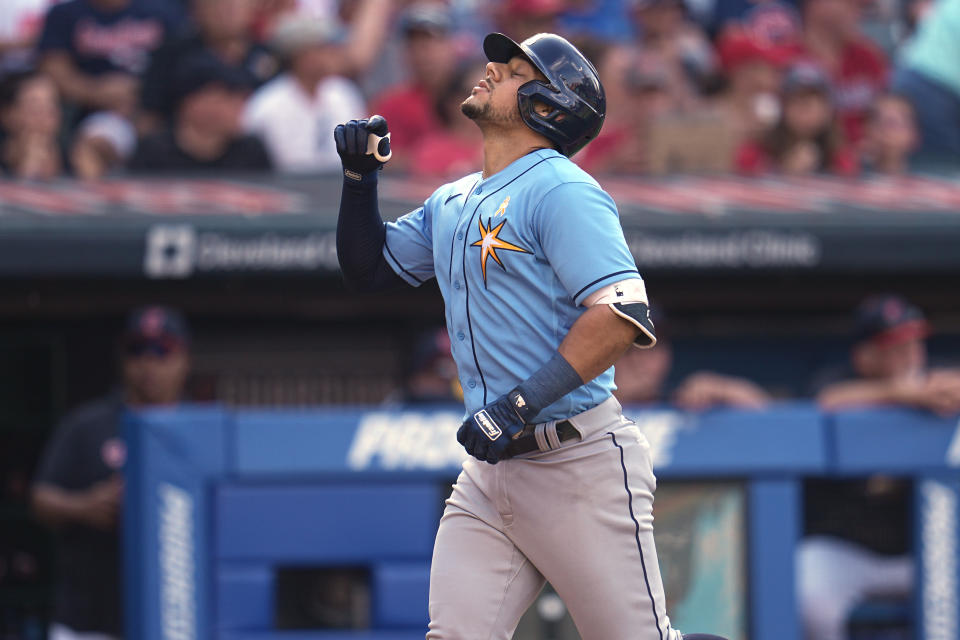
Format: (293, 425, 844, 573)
(0, 0, 957, 180)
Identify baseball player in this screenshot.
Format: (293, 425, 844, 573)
(335, 32, 728, 640)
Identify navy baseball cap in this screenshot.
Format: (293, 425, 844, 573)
(854, 294, 930, 347)
(122, 306, 190, 355)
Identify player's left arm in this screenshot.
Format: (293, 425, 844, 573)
(558, 304, 642, 383)
(535, 181, 655, 345)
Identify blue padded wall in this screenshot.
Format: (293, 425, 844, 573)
(217, 565, 274, 630)
(216, 484, 442, 562)
(372, 563, 432, 628)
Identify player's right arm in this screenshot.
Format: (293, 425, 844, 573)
(335, 115, 437, 291)
(334, 116, 406, 292)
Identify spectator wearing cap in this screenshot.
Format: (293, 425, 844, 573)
(31, 306, 191, 640)
(36, 0, 182, 119)
(128, 53, 271, 171)
(815, 294, 960, 413)
(713, 31, 791, 144)
(241, 13, 365, 173)
(137, 0, 279, 134)
(891, 0, 960, 161)
(859, 93, 919, 174)
(736, 62, 858, 176)
(614, 306, 771, 410)
(0, 69, 68, 179)
(368, 2, 460, 167)
(794, 0, 888, 145)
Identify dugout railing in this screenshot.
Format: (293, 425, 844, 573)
(123, 403, 960, 640)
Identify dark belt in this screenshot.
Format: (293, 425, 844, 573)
(503, 420, 579, 458)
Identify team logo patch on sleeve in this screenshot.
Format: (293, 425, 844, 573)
(471, 217, 531, 286)
(494, 196, 510, 217)
(474, 410, 503, 440)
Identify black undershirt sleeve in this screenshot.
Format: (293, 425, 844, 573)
(335, 173, 407, 292)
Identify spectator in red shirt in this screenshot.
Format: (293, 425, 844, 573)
(369, 3, 459, 171)
(736, 62, 858, 176)
(796, 0, 887, 144)
(410, 61, 484, 178)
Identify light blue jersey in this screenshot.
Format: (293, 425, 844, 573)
(384, 149, 643, 422)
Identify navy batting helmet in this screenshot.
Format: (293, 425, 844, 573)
(483, 32, 605, 157)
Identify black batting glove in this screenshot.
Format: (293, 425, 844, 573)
(457, 388, 537, 464)
(333, 115, 391, 181)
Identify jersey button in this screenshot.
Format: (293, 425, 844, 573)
(454, 281, 461, 290)
(474, 186, 482, 195)
(467, 379, 477, 389)
(457, 232, 464, 240)
(457, 331, 465, 340)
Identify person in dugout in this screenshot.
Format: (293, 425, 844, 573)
(31, 306, 191, 640)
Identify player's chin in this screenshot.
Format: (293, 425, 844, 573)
(460, 98, 484, 120)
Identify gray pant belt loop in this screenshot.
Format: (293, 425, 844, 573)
(534, 422, 550, 452)
(545, 420, 562, 449)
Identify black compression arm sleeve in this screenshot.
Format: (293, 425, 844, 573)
(336, 173, 406, 291)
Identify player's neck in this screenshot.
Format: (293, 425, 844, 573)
(480, 131, 553, 179)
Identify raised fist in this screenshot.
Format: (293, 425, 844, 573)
(334, 115, 392, 180)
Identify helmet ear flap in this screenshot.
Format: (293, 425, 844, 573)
(517, 86, 575, 153)
(530, 98, 561, 120)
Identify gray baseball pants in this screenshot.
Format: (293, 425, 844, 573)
(427, 396, 683, 640)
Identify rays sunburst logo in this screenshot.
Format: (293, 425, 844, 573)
(471, 216, 531, 286)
